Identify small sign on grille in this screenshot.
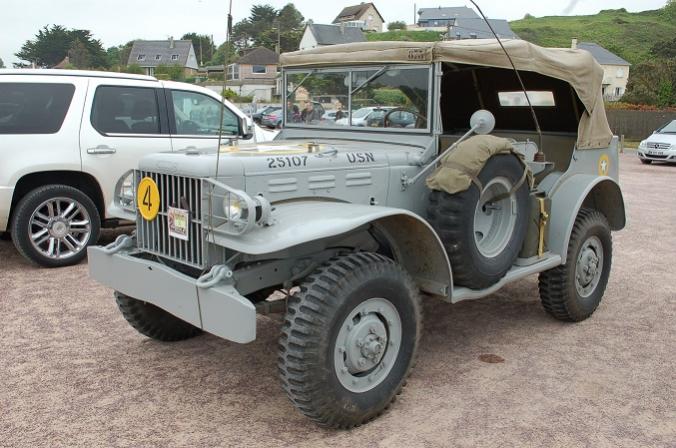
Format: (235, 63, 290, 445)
(167, 206, 190, 241)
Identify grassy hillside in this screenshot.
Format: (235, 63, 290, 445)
(366, 30, 443, 42)
(510, 7, 676, 64)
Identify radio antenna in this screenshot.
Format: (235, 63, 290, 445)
(468, 0, 543, 152)
(215, 0, 234, 177)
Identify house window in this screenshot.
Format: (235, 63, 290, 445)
(615, 87, 622, 96)
(616, 68, 624, 78)
(227, 64, 239, 80)
(137, 54, 146, 61)
(155, 55, 162, 60)
(171, 54, 179, 61)
(252, 65, 267, 74)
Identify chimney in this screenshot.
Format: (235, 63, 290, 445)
(169, 36, 175, 49)
(571, 38, 578, 50)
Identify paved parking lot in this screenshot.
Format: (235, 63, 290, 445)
(1, 153, 675, 447)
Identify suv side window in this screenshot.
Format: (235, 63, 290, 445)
(170, 90, 238, 136)
(91, 86, 161, 135)
(0, 83, 75, 134)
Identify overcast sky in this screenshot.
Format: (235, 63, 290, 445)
(1, 0, 668, 66)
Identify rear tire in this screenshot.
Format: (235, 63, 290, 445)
(115, 292, 202, 341)
(278, 252, 422, 428)
(538, 208, 612, 322)
(639, 159, 652, 165)
(11, 185, 100, 267)
(427, 154, 530, 289)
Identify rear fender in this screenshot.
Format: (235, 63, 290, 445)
(548, 175, 625, 261)
(211, 201, 453, 298)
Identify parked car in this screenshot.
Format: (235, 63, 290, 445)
(260, 107, 283, 128)
(335, 106, 395, 126)
(0, 69, 273, 267)
(365, 108, 418, 128)
(252, 105, 281, 124)
(637, 119, 676, 164)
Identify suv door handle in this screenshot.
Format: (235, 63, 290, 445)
(87, 145, 116, 155)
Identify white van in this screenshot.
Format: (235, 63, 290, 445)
(0, 69, 273, 267)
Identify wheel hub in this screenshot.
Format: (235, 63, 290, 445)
(334, 297, 402, 393)
(473, 176, 518, 258)
(575, 236, 604, 298)
(49, 219, 70, 239)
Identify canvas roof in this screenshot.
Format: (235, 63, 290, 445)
(280, 39, 613, 149)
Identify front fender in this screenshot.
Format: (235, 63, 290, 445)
(549, 175, 625, 261)
(211, 201, 453, 299)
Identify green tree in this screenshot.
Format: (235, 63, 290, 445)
(387, 21, 407, 31)
(68, 39, 91, 69)
(623, 59, 676, 106)
(123, 64, 144, 75)
(181, 33, 215, 65)
(107, 41, 135, 68)
(15, 25, 108, 68)
(231, 3, 304, 53)
(650, 37, 676, 59)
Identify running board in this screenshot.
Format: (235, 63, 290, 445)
(449, 254, 562, 303)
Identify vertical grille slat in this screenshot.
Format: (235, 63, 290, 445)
(135, 170, 204, 269)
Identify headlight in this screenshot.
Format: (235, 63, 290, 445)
(114, 170, 136, 213)
(223, 196, 247, 221)
(639, 141, 647, 149)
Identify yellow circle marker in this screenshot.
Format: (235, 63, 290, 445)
(598, 154, 610, 176)
(137, 177, 160, 221)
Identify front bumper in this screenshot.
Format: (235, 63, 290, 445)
(0, 186, 15, 232)
(638, 149, 676, 162)
(88, 246, 256, 343)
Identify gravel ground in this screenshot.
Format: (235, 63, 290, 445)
(1, 153, 674, 447)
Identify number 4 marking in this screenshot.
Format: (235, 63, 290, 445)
(143, 185, 152, 210)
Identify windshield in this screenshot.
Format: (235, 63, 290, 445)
(658, 120, 676, 134)
(285, 65, 430, 131)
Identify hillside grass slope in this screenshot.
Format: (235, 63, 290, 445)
(510, 8, 676, 64)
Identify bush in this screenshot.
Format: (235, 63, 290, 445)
(123, 64, 144, 74)
(154, 64, 185, 81)
(373, 88, 408, 106)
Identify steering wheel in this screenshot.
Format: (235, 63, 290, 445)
(383, 108, 426, 128)
(179, 119, 199, 134)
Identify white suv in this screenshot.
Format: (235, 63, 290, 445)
(0, 69, 273, 267)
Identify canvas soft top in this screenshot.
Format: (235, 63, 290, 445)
(280, 40, 613, 149)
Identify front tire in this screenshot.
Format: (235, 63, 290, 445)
(639, 158, 652, 165)
(11, 185, 101, 267)
(278, 252, 422, 428)
(115, 292, 202, 342)
(538, 208, 612, 322)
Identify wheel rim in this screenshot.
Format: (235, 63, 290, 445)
(28, 197, 92, 260)
(473, 176, 518, 258)
(575, 235, 604, 298)
(333, 297, 401, 393)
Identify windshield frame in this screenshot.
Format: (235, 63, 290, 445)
(282, 64, 433, 134)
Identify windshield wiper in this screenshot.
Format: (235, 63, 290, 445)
(351, 66, 388, 95)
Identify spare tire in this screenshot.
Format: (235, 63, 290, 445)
(427, 154, 530, 290)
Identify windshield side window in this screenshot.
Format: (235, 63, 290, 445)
(91, 86, 160, 135)
(351, 67, 429, 129)
(286, 71, 349, 128)
(170, 90, 238, 136)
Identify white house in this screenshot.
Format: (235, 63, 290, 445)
(299, 23, 367, 51)
(573, 39, 631, 101)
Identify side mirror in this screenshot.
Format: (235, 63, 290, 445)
(470, 109, 496, 135)
(239, 116, 254, 139)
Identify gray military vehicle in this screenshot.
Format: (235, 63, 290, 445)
(89, 40, 625, 428)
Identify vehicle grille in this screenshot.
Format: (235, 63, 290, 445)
(647, 154, 669, 159)
(135, 170, 205, 269)
(647, 142, 671, 150)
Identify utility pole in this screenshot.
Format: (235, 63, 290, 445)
(223, 0, 233, 91)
